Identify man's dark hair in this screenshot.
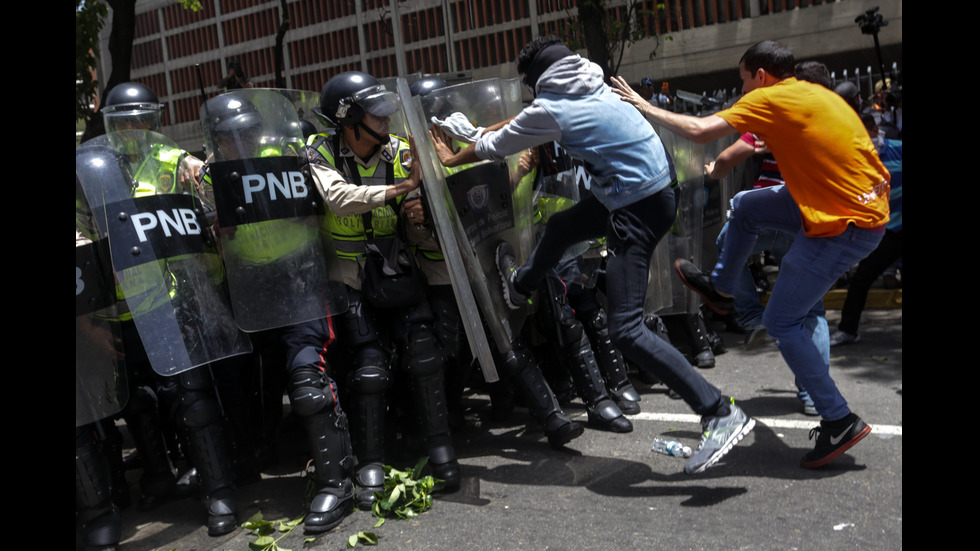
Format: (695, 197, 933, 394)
(859, 112, 878, 132)
(740, 40, 795, 80)
(517, 35, 564, 76)
(794, 61, 832, 89)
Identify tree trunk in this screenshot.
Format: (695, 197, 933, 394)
(81, 0, 137, 142)
(576, 0, 612, 81)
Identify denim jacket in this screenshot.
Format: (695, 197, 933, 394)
(476, 55, 672, 211)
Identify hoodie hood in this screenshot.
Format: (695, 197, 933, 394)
(535, 54, 605, 96)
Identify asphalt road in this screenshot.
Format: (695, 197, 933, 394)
(100, 308, 902, 551)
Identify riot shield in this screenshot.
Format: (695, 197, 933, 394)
(75, 225, 128, 427)
(76, 136, 252, 376)
(700, 134, 739, 272)
(532, 141, 600, 264)
(274, 88, 331, 138)
(648, 128, 739, 317)
(647, 125, 706, 316)
(201, 89, 348, 331)
(400, 77, 532, 378)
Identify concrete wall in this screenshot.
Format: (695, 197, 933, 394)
(469, 0, 901, 96)
(102, 0, 901, 152)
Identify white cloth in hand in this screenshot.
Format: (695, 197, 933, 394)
(431, 112, 485, 143)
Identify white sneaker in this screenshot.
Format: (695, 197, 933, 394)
(829, 331, 860, 347)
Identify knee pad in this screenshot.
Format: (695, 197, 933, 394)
(499, 344, 533, 379)
(352, 343, 389, 372)
(178, 390, 221, 431)
(349, 365, 391, 395)
(288, 367, 338, 418)
(404, 328, 445, 378)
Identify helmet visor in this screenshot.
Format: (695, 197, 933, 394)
(104, 107, 162, 133)
(352, 85, 399, 119)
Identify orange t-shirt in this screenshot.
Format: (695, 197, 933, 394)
(717, 78, 890, 237)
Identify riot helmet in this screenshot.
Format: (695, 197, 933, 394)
(76, 145, 137, 234)
(314, 71, 398, 143)
(203, 93, 265, 159)
(409, 77, 448, 98)
(103, 82, 164, 133)
(410, 76, 452, 120)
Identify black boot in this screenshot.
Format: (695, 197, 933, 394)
(560, 322, 632, 433)
(542, 411, 585, 449)
(426, 434, 461, 492)
(76, 426, 122, 551)
(122, 386, 176, 511)
(586, 398, 633, 433)
(98, 419, 131, 510)
(353, 462, 385, 511)
(503, 344, 584, 449)
(584, 308, 642, 415)
(185, 422, 240, 537)
(300, 407, 355, 533)
(682, 312, 715, 369)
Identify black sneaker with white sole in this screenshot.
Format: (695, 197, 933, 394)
(673, 258, 734, 316)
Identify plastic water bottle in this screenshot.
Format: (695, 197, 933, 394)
(651, 437, 692, 458)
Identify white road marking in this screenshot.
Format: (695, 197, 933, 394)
(593, 412, 902, 436)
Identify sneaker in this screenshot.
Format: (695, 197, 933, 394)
(797, 390, 818, 416)
(495, 241, 527, 310)
(743, 325, 769, 351)
(828, 331, 861, 347)
(673, 259, 734, 315)
(800, 414, 872, 469)
(684, 399, 755, 474)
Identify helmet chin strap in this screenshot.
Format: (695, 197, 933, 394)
(357, 120, 387, 145)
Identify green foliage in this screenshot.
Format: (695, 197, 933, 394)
(347, 458, 439, 546)
(347, 531, 380, 548)
(76, 0, 108, 122)
(370, 457, 443, 521)
(558, 0, 668, 76)
(242, 511, 305, 551)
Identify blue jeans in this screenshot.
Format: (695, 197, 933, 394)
(713, 185, 883, 420)
(714, 219, 795, 330)
(715, 193, 829, 396)
(516, 191, 724, 415)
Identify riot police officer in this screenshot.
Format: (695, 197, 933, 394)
(102, 82, 204, 195)
(303, 71, 461, 510)
(287, 72, 460, 520)
(89, 82, 241, 537)
(201, 90, 357, 535)
(404, 77, 469, 427)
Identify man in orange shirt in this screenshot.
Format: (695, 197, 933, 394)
(612, 40, 890, 469)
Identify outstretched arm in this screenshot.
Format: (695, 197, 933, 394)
(705, 138, 756, 179)
(610, 76, 737, 144)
